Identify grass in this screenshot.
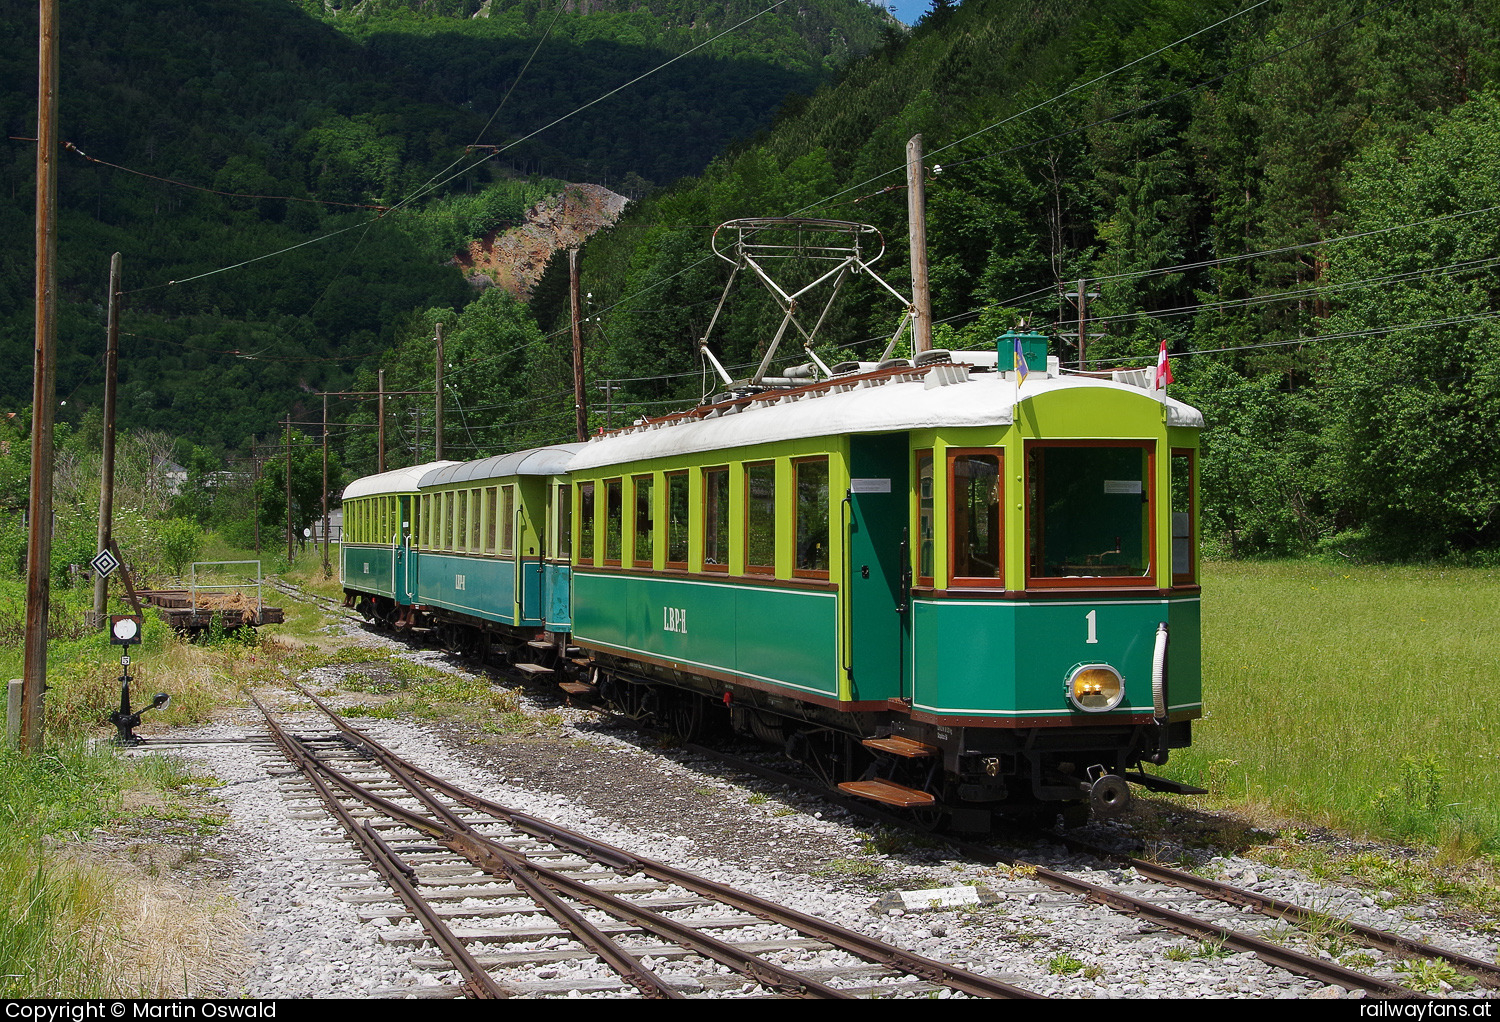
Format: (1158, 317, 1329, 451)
(1166, 559, 1500, 855)
(0, 741, 247, 997)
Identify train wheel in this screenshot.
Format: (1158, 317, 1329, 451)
(665, 693, 705, 742)
(788, 730, 861, 790)
(910, 804, 949, 833)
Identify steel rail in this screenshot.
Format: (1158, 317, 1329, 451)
(250, 694, 514, 999)
(1057, 839, 1500, 992)
(1031, 865, 1415, 996)
(271, 714, 683, 998)
(279, 693, 851, 998)
(683, 742, 1446, 997)
(292, 685, 1040, 1000)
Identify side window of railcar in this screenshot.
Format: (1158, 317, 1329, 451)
(604, 478, 623, 565)
(745, 462, 776, 575)
(665, 472, 689, 568)
(420, 494, 432, 550)
(633, 475, 654, 568)
(483, 486, 497, 555)
(794, 458, 829, 577)
(576, 482, 595, 564)
(1026, 442, 1152, 585)
(465, 489, 479, 552)
(916, 451, 934, 585)
(703, 467, 730, 571)
(949, 450, 1002, 585)
(1170, 448, 1196, 584)
(555, 484, 571, 560)
(500, 485, 514, 557)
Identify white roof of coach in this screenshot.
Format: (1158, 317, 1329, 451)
(417, 443, 586, 489)
(342, 461, 461, 501)
(568, 367, 1203, 472)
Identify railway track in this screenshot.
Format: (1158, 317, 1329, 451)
(694, 747, 1499, 999)
(258, 579, 1497, 997)
(247, 684, 1042, 999)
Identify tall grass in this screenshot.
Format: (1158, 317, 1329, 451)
(1169, 560, 1500, 852)
(0, 742, 125, 997)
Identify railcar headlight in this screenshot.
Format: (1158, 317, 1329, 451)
(1065, 664, 1125, 713)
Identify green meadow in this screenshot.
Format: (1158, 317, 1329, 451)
(1170, 560, 1500, 854)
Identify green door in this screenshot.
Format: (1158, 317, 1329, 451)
(394, 495, 412, 604)
(845, 433, 910, 703)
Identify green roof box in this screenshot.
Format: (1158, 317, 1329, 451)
(998, 330, 1048, 373)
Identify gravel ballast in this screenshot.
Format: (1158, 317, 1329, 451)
(126, 628, 1498, 999)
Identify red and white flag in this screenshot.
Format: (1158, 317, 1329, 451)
(1154, 338, 1174, 390)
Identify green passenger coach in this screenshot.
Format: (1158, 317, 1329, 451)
(339, 331, 1206, 829)
(560, 337, 1205, 828)
(340, 462, 456, 627)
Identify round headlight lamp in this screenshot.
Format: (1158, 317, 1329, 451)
(1065, 664, 1125, 713)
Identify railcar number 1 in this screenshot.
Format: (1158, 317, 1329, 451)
(663, 607, 687, 634)
(1085, 609, 1098, 644)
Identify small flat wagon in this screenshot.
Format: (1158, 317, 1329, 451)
(136, 587, 283, 638)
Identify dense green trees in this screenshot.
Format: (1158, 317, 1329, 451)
(8, 0, 1500, 560)
(551, 0, 1500, 558)
(0, 0, 886, 463)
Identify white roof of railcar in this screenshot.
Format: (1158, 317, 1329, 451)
(568, 366, 1203, 472)
(417, 443, 586, 488)
(342, 461, 460, 501)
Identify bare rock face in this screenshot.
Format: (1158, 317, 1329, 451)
(453, 183, 629, 300)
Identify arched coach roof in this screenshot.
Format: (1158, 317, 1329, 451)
(417, 443, 586, 489)
(568, 372, 1203, 473)
(342, 461, 460, 501)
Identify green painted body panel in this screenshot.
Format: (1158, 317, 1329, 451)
(573, 571, 839, 699)
(910, 594, 1202, 718)
(416, 551, 527, 626)
(341, 543, 397, 599)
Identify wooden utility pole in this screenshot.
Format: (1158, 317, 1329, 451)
(285, 415, 293, 565)
(252, 455, 261, 553)
(321, 394, 330, 577)
(569, 249, 587, 441)
(434, 322, 444, 461)
(378, 370, 386, 472)
(23, 0, 61, 753)
(92, 253, 122, 628)
(906, 134, 932, 356)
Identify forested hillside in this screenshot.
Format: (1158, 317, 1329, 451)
(0, 0, 890, 457)
(9, 0, 1500, 559)
(487, 0, 1498, 558)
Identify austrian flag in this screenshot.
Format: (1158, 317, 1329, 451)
(1154, 338, 1174, 390)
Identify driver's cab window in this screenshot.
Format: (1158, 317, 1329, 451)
(1027, 442, 1153, 587)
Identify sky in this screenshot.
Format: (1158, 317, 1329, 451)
(871, 0, 930, 28)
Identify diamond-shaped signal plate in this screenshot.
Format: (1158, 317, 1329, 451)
(90, 549, 120, 578)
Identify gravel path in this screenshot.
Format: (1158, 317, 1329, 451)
(123, 624, 1499, 999)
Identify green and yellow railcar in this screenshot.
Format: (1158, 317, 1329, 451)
(565, 337, 1203, 827)
(339, 336, 1205, 828)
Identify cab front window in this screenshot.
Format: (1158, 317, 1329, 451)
(1027, 442, 1153, 587)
